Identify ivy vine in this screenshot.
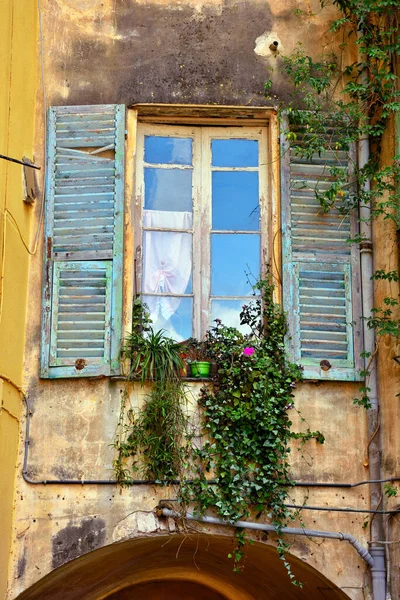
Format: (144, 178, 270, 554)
(180, 277, 324, 576)
(114, 278, 324, 580)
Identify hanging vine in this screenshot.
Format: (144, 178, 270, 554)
(114, 278, 324, 580)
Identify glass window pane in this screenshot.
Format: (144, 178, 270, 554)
(143, 231, 192, 294)
(145, 136, 192, 165)
(212, 139, 258, 167)
(211, 233, 260, 296)
(212, 171, 259, 231)
(211, 299, 253, 334)
(142, 295, 192, 342)
(144, 168, 192, 213)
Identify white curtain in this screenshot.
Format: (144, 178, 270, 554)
(143, 210, 192, 329)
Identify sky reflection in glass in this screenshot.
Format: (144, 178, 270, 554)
(211, 139, 258, 167)
(211, 233, 260, 296)
(211, 299, 253, 334)
(145, 136, 192, 165)
(142, 295, 192, 342)
(212, 171, 259, 230)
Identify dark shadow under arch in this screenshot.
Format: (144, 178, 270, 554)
(16, 533, 351, 600)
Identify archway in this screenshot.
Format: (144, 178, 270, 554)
(16, 534, 351, 600)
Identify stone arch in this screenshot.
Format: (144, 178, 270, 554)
(16, 534, 351, 600)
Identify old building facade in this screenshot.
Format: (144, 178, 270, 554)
(1, 1, 399, 599)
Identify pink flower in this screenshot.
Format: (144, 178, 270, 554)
(243, 347, 255, 356)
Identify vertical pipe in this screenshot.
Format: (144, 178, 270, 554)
(359, 135, 384, 542)
(370, 547, 386, 600)
(359, 132, 386, 599)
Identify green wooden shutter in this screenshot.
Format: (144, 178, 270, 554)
(41, 105, 125, 378)
(281, 115, 363, 381)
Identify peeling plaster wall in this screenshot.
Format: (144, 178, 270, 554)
(41, 0, 341, 107)
(7, 0, 400, 599)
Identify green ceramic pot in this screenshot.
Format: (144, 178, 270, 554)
(189, 361, 211, 378)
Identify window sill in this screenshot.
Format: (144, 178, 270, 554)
(110, 375, 213, 382)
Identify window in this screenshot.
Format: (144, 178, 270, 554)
(134, 125, 268, 341)
(40, 104, 361, 381)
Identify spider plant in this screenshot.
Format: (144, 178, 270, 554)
(122, 327, 185, 384)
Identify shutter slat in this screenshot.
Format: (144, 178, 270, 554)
(281, 114, 362, 381)
(49, 106, 119, 260)
(54, 193, 114, 202)
(54, 206, 114, 216)
(55, 166, 115, 176)
(57, 331, 106, 339)
(56, 150, 113, 162)
(49, 261, 112, 367)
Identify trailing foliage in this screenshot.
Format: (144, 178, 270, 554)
(180, 277, 324, 575)
(113, 299, 190, 483)
(114, 280, 324, 579)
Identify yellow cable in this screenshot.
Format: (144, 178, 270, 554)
(0, 207, 40, 255)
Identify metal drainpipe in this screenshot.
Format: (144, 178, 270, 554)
(159, 508, 374, 568)
(359, 132, 386, 600)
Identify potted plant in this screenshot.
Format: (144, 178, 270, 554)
(185, 338, 211, 378)
(122, 327, 185, 384)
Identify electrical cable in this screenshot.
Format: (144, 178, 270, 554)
(283, 503, 400, 515)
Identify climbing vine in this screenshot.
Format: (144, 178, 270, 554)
(265, 0, 400, 406)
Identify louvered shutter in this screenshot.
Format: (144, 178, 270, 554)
(41, 105, 125, 378)
(281, 115, 362, 380)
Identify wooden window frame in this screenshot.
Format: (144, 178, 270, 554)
(130, 114, 276, 341)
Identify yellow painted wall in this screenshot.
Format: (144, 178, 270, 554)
(0, 1, 37, 597)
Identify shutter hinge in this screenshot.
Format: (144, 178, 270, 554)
(46, 237, 52, 259)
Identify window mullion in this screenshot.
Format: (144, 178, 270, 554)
(134, 126, 145, 295)
(259, 126, 269, 281)
(199, 128, 212, 337)
(192, 128, 203, 339)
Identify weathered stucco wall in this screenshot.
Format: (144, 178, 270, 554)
(42, 0, 340, 107)
(7, 0, 400, 599)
